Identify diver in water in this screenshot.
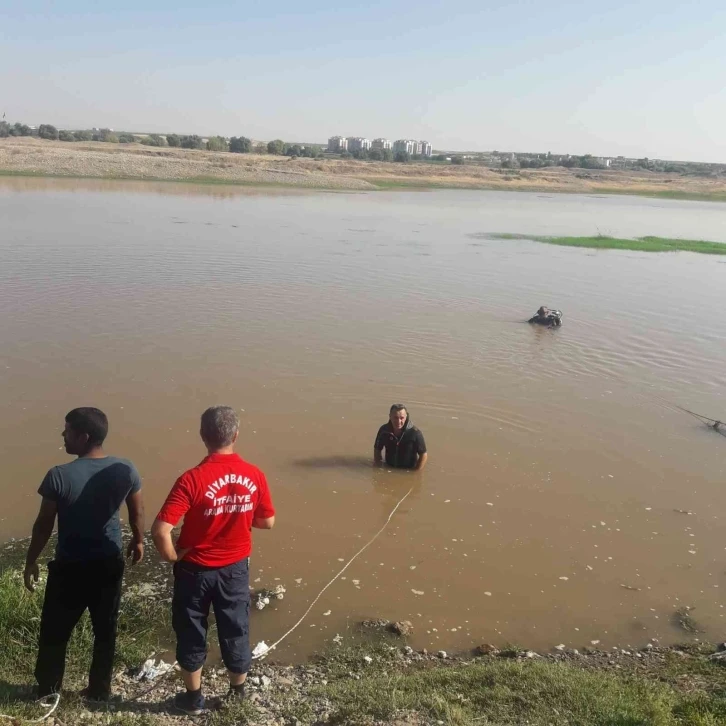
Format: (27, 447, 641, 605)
(528, 306, 562, 327)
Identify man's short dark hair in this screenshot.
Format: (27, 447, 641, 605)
(390, 404, 407, 415)
(65, 407, 109, 446)
(200, 406, 240, 448)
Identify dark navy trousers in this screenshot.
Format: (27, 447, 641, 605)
(172, 558, 251, 674)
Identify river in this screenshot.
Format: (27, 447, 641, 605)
(1, 176, 725, 657)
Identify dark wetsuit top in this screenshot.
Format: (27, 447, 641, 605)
(528, 314, 561, 327)
(374, 419, 427, 469)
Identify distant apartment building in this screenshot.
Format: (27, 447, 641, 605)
(330, 135, 433, 157)
(346, 137, 372, 152)
(393, 139, 421, 155)
(327, 136, 348, 152)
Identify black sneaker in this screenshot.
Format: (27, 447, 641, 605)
(173, 690, 206, 715)
(226, 684, 245, 702)
(79, 687, 111, 704)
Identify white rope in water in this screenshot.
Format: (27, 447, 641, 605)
(252, 484, 414, 660)
(0, 693, 60, 723)
(127, 484, 414, 700)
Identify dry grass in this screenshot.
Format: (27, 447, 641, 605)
(3, 137, 726, 200)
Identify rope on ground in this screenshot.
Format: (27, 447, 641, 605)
(252, 484, 415, 660)
(0, 693, 60, 723)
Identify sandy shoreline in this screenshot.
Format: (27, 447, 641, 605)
(3, 137, 726, 199)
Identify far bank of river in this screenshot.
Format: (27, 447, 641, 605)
(3, 136, 726, 201)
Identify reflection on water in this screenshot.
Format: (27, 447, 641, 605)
(1, 177, 725, 659)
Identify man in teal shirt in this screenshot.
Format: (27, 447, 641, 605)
(24, 407, 145, 701)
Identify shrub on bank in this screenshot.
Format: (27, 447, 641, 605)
(91, 129, 118, 143)
(229, 136, 251, 153)
(207, 136, 229, 152)
(140, 134, 167, 147)
(38, 124, 59, 140)
(181, 135, 204, 150)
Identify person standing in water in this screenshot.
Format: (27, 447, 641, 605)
(374, 404, 428, 470)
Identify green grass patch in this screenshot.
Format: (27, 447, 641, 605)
(318, 659, 670, 725)
(486, 233, 726, 254)
(317, 657, 726, 726)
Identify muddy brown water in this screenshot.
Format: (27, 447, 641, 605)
(1, 176, 725, 659)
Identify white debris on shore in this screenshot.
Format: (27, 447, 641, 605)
(254, 584, 286, 610)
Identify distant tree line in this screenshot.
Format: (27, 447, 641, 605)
(337, 148, 395, 162)
(1, 119, 421, 165)
(0, 121, 128, 143)
(506, 154, 618, 170)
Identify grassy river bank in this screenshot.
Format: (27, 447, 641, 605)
(2, 537, 726, 726)
(3, 137, 726, 201)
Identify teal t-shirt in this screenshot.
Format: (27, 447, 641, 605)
(38, 456, 141, 562)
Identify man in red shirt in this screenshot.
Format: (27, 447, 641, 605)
(152, 406, 275, 715)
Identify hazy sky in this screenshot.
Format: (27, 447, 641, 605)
(1, 0, 725, 161)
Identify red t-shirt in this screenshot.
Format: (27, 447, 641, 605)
(156, 453, 275, 567)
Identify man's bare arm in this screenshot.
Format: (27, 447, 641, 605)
(151, 519, 189, 562)
(125, 490, 145, 565)
(24, 498, 57, 592)
(414, 452, 428, 472)
(252, 515, 275, 529)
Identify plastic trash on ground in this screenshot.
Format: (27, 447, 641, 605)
(133, 658, 174, 682)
